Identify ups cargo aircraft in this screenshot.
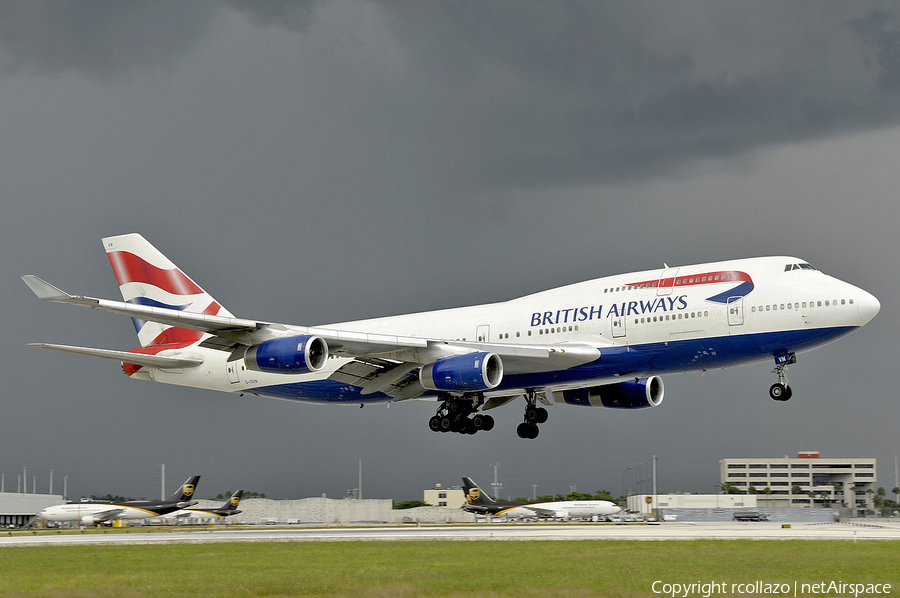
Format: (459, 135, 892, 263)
(168, 490, 244, 522)
(23, 234, 879, 439)
(462, 477, 621, 520)
(37, 475, 200, 526)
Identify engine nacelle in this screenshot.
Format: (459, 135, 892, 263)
(420, 352, 503, 392)
(552, 376, 664, 409)
(81, 515, 102, 526)
(243, 335, 328, 374)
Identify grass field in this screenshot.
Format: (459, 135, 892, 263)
(1, 539, 898, 597)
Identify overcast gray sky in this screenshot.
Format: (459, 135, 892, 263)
(1, 1, 899, 502)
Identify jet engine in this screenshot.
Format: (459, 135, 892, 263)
(81, 515, 104, 526)
(420, 352, 503, 392)
(552, 376, 664, 409)
(242, 335, 328, 374)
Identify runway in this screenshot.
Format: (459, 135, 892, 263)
(4, 521, 900, 547)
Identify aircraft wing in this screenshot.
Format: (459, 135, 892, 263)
(90, 508, 127, 522)
(525, 506, 559, 517)
(27, 343, 204, 368)
(21, 275, 428, 353)
(22, 275, 603, 370)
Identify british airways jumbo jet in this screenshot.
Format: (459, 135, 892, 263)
(23, 234, 879, 439)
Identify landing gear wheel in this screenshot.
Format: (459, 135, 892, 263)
(781, 385, 793, 401)
(480, 415, 495, 431)
(535, 407, 548, 424)
(769, 383, 787, 401)
(428, 416, 441, 432)
(517, 422, 539, 439)
(439, 416, 453, 431)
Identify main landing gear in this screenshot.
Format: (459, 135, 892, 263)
(428, 394, 494, 435)
(516, 390, 548, 440)
(769, 352, 796, 401)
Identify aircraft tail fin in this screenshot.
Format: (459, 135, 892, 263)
(222, 489, 244, 511)
(102, 234, 233, 348)
(167, 475, 200, 503)
(462, 477, 495, 507)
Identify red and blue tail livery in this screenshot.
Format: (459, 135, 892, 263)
(23, 234, 879, 439)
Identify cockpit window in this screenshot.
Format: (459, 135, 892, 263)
(785, 263, 817, 272)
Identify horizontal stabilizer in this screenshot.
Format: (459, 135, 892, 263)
(28, 343, 203, 368)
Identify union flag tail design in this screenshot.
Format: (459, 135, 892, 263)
(102, 234, 232, 349)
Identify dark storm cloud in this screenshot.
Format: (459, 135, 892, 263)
(2, 1, 899, 188)
(373, 1, 900, 187)
(1, 0, 898, 502)
(0, 1, 217, 78)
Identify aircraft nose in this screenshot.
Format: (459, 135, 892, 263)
(856, 289, 880, 325)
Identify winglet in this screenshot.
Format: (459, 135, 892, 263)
(21, 275, 73, 301)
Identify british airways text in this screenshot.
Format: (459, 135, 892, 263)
(530, 295, 689, 327)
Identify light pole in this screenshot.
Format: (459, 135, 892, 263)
(490, 463, 502, 500)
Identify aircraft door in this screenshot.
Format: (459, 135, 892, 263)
(612, 315, 627, 338)
(727, 297, 744, 326)
(226, 360, 241, 384)
(476, 324, 490, 342)
(657, 268, 678, 296)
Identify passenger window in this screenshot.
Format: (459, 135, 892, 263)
(817, 301, 822, 307)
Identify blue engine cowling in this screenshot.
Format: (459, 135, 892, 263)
(420, 352, 503, 392)
(243, 335, 329, 374)
(552, 376, 664, 409)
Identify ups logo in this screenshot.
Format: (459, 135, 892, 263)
(466, 488, 480, 503)
(230, 495, 240, 507)
(182, 484, 195, 497)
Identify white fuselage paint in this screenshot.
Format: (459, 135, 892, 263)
(131, 256, 879, 403)
(39, 503, 160, 522)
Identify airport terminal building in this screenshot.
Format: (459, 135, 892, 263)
(720, 452, 876, 511)
(0, 492, 64, 527)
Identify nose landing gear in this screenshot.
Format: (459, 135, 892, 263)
(769, 353, 796, 401)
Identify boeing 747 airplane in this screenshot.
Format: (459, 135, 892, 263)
(23, 234, 879, 439)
